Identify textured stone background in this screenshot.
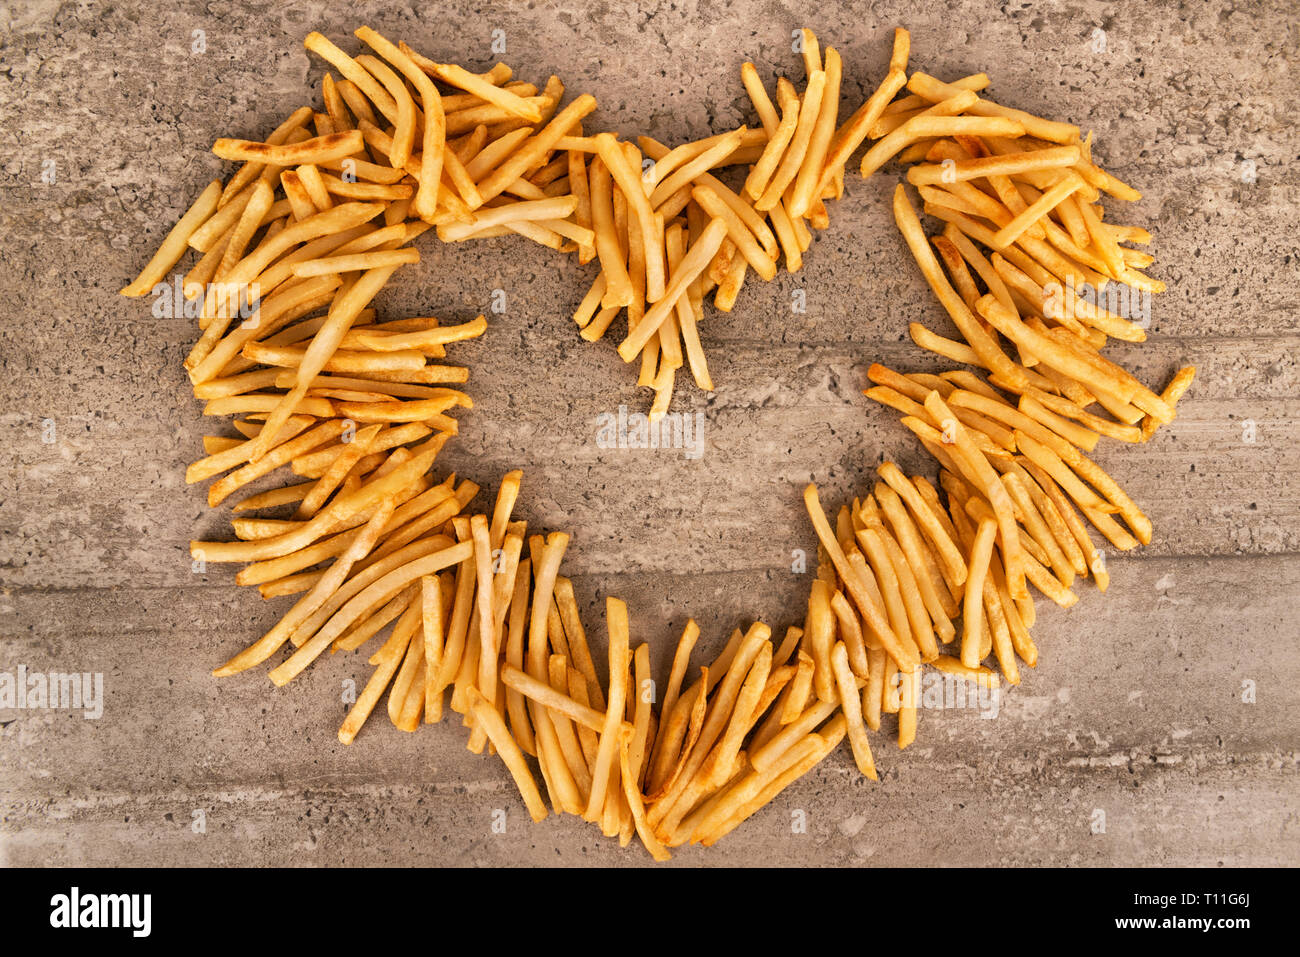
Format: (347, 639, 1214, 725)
(1, 0, 1297, 865)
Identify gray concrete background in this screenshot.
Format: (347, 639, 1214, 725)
(1, 0, 1297, 866)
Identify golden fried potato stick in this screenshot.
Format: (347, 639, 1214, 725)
(213, 131, 364, 166)
(596, 134, 665, 302)
(1140, 366, 1196, 442)
(805, 579, 837, 702)
(433, 523, 480, 696)
(431, 60, 541, 122)
(829, 589, 869, 676)
(339, 618, 409, 745)
(386, 596, 427, 722)
(496, 555, 535, 751)
(860, 647, 885, 730)
(321, 73, 353, 131)
(463, 127, 532, 182)
(588, 154, 636, 310)
(583, 597, 632, 822)
(908, 144, 1081, 185)
(394, 650, 428, 732)
(992, 171, 1086, 249)
(289, 248, 420, 277)
(120, 179, 222, 296)
(862, 103, 1020, 178)
(543, 655, 593, 801)
(1026, 388, 1142, 443)
(294, 163, 333, 213)
(690, 185, 776, 281)
(304, 32, 398, 121)
(646, 671, 709, 802)
(831, 641, 877, 778)
(218, 107, 315, 208)
(417, 573, 446, 722)
(467, 686, 548, 822)
(1018, 395, 1102, 452)
(759, 676, 837, 764)
(439, 196, 577, 241)
(663, 222, 713, 390)
(548, 577, 602, 712)
(459, 515, 494, 700)
(626, 643, 655, 779)
(355, 30, 450, 216)
(799, 27, 821, 74)
(699, 628, 742, 697)
(646, 618, 699, 773)
(499, 662, 624, 736)
(740, 61, 780, 133)
(620, 729, 671, 861)
(962, 518, 998, 668)
(977, 554, 1021, 684)
(894, 665, 918, 748)
(648, 126, 748, 208)
(523, 532, 568, 686)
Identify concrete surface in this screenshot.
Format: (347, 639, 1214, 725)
(1, 0, 1297, 866)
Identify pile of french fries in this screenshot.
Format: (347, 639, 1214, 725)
(862, 32, 1194, 437)
(786, 27, 1197, 764)
(565, 27, 874, 418)
(117, 21, 1192, 858)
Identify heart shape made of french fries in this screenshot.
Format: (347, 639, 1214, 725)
(119, 25, 1193, 859)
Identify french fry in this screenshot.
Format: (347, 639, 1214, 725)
(121, 180, 223, 296)
(583, 597, 632, 822)
(831, 642, 876, 778)
(467, 687, 548, 822)
(213, 131, 364, 167)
